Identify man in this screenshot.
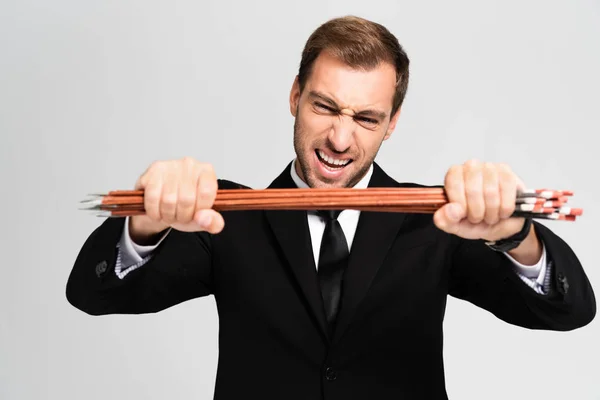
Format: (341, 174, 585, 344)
(66, 15, 596, 399)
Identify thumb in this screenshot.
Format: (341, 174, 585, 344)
(170, 209, 225, 233)
(193, 209, 225, 234)
(433, 203, 465, 234)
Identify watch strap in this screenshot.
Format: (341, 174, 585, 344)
(485, 218, 533, 252)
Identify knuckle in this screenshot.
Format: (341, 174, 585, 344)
(144, 189, 160, 203)
(473, 206, 485, 217)
(148, 160, 159, 170)
(136, 174, 148, 189)
(445, 177, 461, 190)
(465, 185, 482, 197)
(162, 193, 177, 206)
(445, 172, 462, 189)
(160, 201, 175, 215)
(485, 215, 499, 225)
(445, 172, 463, 188)
(203, 162, 214, 172)
(446, 164, 462, 177)
(467, 203, 484, 218)
(150, 160, 166, 173)
(498, 167, 512, 179)
(183, 157, 200, 173)
(470, 215, 484, 224)
(501, 177, 515, 189)
(201, 163, 216, 177)
(468, 215, 483, 224)
(161, 215, 174, 224)
(145, 207, 160, 221)
(498, 162, 512, 172)
(500, 204, 514, 216)
(465, 159, 481, 169)
(488, 198, 501, 208)
(483, 161, 495, 170)
(145, 204, 160, 220)
(483, 186, 498, 199)
(199, 175, 218, 194)
(147, 213, 161, 222)
(178, 192, 195, 207)
(181, 156, 196, 165)
(197, 187, 216, 205)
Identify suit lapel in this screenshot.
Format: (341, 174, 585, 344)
(262, 161, 408, 344)
(332, 163, 407, 343)
(263, 163, 330, 342)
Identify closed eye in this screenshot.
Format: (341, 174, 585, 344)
(314, 102, 336, 113)
(355, 116, 378, 124)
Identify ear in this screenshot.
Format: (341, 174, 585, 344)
(383, 107, 401, 140)
(289, 76, 301, 117)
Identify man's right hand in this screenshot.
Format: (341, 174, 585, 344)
(129, 157, 224, 245)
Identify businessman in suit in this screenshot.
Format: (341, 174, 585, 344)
(66, 15, 596, 399)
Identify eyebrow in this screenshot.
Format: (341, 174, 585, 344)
(308, 91, 388, 121)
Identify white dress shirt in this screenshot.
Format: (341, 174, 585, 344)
(115, 160, 551, 294)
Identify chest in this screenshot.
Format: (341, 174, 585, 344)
(211, 212, 451, 317)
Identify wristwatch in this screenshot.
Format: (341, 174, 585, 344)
(485, 218, 533, 252)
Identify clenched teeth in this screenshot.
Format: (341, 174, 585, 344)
(318, 150, 351, 166)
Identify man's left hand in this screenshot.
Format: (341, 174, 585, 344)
(433, 159, 528, 242)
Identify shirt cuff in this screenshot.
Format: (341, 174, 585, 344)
(503, 241, 549, 294)
(114, 217, 171, 279)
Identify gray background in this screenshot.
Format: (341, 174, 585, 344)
(1, 0, 599, 399)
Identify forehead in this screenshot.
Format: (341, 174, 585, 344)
(304, 51, 397, 111)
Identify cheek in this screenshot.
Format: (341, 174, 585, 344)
(301, 109, 332, 135)
(355, 132, 383, 156)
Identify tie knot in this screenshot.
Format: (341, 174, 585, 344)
(318, 209, 342, 221)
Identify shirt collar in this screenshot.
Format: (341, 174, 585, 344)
(289, 159, 373, 189)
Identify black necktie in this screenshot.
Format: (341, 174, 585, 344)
(317, 209, 349, 331)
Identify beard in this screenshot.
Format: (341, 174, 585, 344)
(292, 114, 380, 189)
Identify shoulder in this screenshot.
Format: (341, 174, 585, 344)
(217, 179, 252, 190)
(373, 162, 443, 190)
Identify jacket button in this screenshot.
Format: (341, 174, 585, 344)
(557, 272, 569, 294)
(95, 260, 108, 277)
(325, 367, 337, 381)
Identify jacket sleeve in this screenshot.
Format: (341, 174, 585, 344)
(66, 216, 214, 316)
(448, 220, 596, 331)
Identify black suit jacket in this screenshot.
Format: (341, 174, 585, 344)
(66, 162, 596, 399)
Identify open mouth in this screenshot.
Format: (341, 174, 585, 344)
(315, 149, 352, 170)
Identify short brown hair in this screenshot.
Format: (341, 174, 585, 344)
(297, 15, 410, 117)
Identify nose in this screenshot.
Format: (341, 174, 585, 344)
(329, 114, 355, 152)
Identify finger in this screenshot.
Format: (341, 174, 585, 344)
(134, 174, 147, 191)
(444, 165, 466, 212)
(176, 165, 199, 224)
(143, 177, 163, 221)
(515, 174, 527, 192)
(160, 170, 179, 224)
(482, 162, 500, 225)
(134, 162, 155, 190)
(498, 163, 517, 219)
(464, 160, 485, 224)
(196, 165, 218, 211)
(193, 209, 225, 234)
